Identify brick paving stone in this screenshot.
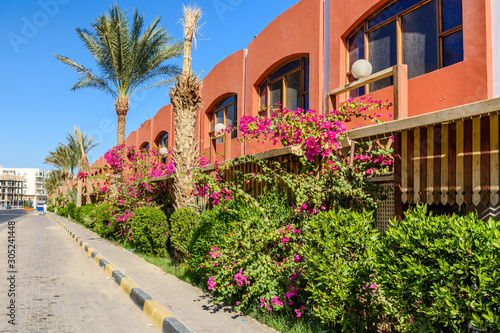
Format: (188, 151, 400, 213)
(50, 214, 278, 333)
(0, 214, 155, 333)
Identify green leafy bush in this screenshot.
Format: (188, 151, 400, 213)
(129, 206, 169, 256)
(186, 205, 239, 271)
(47, 205, 56, 213)
(66, 202, 76, 219)
(375, 205, 500, 332)
(79, 204, 96, 227)
(74, 207, 82, 222)
(190, 190, 309, 316)
(169, 208, 200, 260)
(57, 206, 69, 218)
(92, 203, 118, 239)
(301, 208, 383, 331)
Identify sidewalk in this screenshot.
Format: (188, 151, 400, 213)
(49, 213, 277, 333)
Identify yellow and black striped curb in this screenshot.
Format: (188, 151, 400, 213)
(48, 214, 192, 333)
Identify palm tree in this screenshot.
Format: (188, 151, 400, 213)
(65, 127, 98, 207)
(43, 169, 63, 204)
(44, 145, 73, 199)
(55, 4, 183, 145)
(170, 5, 203, 209)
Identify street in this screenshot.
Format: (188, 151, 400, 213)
(0, 210, 28, 234)
(0, 212, 155, 332)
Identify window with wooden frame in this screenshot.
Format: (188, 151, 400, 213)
(155, 132, 169, 162)
(258, 57, 309, 115)
(347, 0, 463, 97)
(155, 132, 169, 149)
(209, 95, 237, 145)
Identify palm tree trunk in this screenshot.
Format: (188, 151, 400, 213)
(76, 161, 83, 207)
(62, 171, 68, 196)
(68, 172, 74, 193)
(170, 5, 203, 210)
(115, 96, 129, 146)
(75, 126, 93, 205)
(182, 38, 192, 75)
(170, 72, 202, 209)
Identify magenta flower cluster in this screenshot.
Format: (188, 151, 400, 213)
(104, 144, 126, 171)
(234, 269, 250, 287)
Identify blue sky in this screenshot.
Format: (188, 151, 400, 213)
(0, 0, 300, 170)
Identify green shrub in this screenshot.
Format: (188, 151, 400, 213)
(79, 204, 96, 227)
(47, 205, 56, 213)
(190, 190, 309, 315)
(74, 207, 82, 222)
(301, 208, 382, 332)
(57, 207, 69, 217)
(186, 205, 239, 271)
(93, 203, 118, 239)
(375, 205, 500, 332)
(169, 208, 200, 259)
(129, 206, 169, 256)
(66, 202, 76, 219)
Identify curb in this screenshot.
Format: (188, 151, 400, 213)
(47, 214, 192, 333)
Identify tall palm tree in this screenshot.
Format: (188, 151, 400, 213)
(65, 127, 98, 207)
(45, 145, 73, 198)
(44, 170, 63, 203)
(170, 5, 203, 209)
(55, 4, 183, 145)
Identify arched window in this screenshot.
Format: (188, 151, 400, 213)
(140, 142, 149, 150)
(155, 132, 169, 149)
(347, 0, 463, 96)
(258, 57, 309, 114)
(209, 95, 237, 145)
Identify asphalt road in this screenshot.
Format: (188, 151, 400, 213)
(0, 210, 29, 234)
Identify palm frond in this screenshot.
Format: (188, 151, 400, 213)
(54, 54, 115, 96)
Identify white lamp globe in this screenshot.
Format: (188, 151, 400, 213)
(214, 123, 226, 136)
(159, 147, 168, 156)
(351, 59, 373, 79)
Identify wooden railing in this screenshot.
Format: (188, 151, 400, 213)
(326, 64, 408, 120)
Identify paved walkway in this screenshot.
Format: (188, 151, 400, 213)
(48, 213, 275, 333)
(0, 213, 154, 332)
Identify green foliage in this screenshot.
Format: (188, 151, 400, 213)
(92, 203, 118, 239)
(57, 206, 69, 217)
(301, 208, 382, 331)
(74, 207, 82, 222)
(169, 208, 200, 258)
(186, 205, 239, 271)
(375, 205, 500, 332)
(47, 205, 56, 213)
(54, 4, 182, 106)
(189, 189, 310, 316)
(129, 206, 169, 256)
(68, 189, 77, 205)
(66, 202, 76, 219)
(79, 204, 96, 227)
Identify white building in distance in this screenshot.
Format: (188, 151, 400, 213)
(0, 168, 49, 207)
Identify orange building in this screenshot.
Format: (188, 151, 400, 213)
(91, 0, 500, 219)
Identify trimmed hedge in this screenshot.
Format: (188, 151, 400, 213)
(375, 206, 500, 332)
(130, 206, 169, 256)
(169, 207, 200, 259)
(301, 209, 383, 331)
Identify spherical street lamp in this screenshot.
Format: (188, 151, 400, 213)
(159, 147, 168, 156)
(351, 59, 373, 79)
